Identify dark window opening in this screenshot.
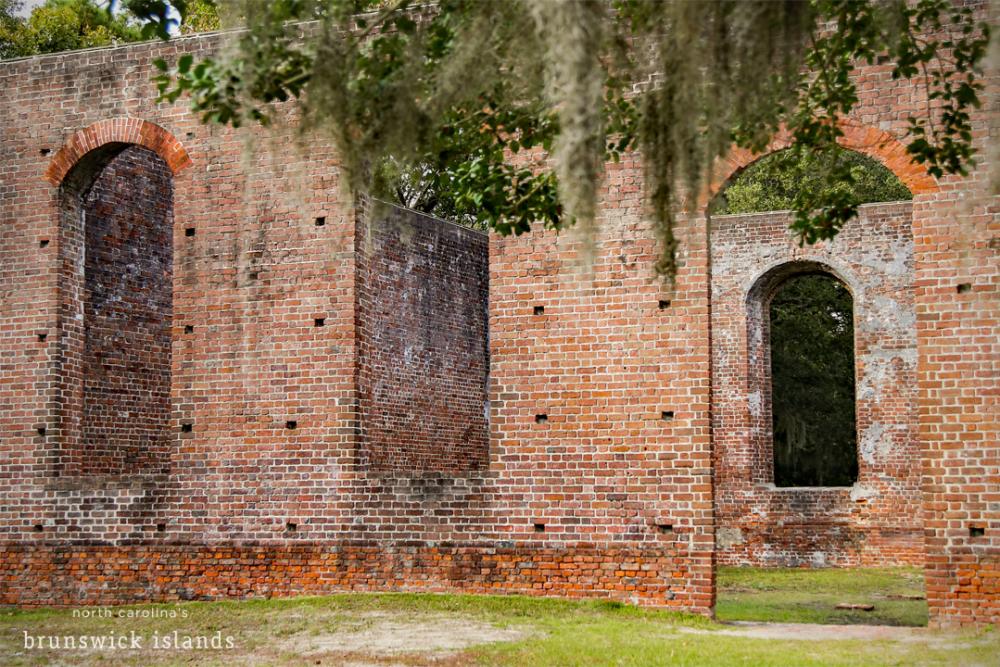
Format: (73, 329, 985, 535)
(770, 273, 857, 487)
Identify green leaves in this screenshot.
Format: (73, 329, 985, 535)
(887, 0, 988, 179)
(146, 0, 989, 278)
(714, 147, 911, 220)
(1, 0, 145, 58)
(124, 0, 182, 40)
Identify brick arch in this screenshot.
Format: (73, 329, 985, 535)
(704, 122, 939, 210)
(745, 257, 864, 307)
(44, 118, 191, 186)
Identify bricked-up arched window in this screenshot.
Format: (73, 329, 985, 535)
(57, 145, 174, 476)
(769, 272, 857, 487)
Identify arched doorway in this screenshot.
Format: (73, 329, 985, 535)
(709, 139, 927, 625)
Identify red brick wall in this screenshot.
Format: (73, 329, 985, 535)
(78, 146, 174, 475)
(711, 203, 923, 567)
(912, 77, 1000, 626)
(0, 542, 696, 607)
(0, 2, 996, 626)
(0, 34, 710, 615)
(355, 199, 489, 473)
(488, 155, 714, 610)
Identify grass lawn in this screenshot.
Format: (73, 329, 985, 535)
(2, 586, 995, 666)
(717, 566, 929, 626)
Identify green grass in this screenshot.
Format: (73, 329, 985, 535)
(716, 566, 928, 626)
(1, 588, 994, 666)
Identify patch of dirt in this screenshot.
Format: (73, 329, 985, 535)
(282, 613, 529, 661)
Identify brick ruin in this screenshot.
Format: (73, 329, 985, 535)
(0, 10, 996, 627)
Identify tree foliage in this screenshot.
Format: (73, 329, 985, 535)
(0, 0, 143, 58)
(179, 0, 220, 34)
(129, 1, 990, 277)
(770, 273, 857, 488)
(712, 148, 913, 216)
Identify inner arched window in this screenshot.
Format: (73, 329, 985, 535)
(769, 272, 857, 487)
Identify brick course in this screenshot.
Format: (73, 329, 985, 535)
(0, 4, 996, 627)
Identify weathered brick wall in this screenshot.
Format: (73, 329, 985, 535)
(706, 3, 998, 626)
(0, 1, 996, 627)
(0, 32, 356, 545)
(711, 203, 922, 567)
(488, 155, 714, 609)
(0, 543, 697, 607)
(80, 146, 174, 475)
(355, 199, 489, 473)
(0, 32, 711, 615)
(911, 59, 1000, 626)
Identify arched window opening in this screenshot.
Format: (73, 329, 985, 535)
(58, 145, 174, 476)
(711, 147, 911, 216)
(770, 272, 857, 487)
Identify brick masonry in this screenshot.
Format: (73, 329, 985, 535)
(712, 203, 922, 568)
(355, 198, 489, 474)
(0, 4, 996, 627)
(79, 146, 174, 476)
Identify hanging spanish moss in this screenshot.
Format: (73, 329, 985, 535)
(146, 0, 990, 280)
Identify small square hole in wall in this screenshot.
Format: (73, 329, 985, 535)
(156, 523, 166, 533)
(33, 524, 43, 532)
(535, 414, 548, 424)
(37, 332, 47, 342)
(533, 305, 545, 316)
(184, 325, 194, 334)
(969, 525, 985, 538)
(39, 148, 51, 156)
(957, 283, 972, 294)
(314, 317, 325, 327)
(661, 411, 675, 421)
(658, 299, 671, 310)
(656, 523, 674, 534)
(533, 523, 545, 533)
(286, 521, 298, 532)
(36, 427, 46, 437)
(315, 216, 326, 227)
(185, 227, 196, 237)
(286, 420, 297, 430)
(39, 239, 49, 248)
(249, 272, 259, 281)
(181, 422, 193, 433)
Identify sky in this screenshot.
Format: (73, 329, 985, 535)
(14, 1, 182, 32)
(16, 1, 130, 18)
(16, 0, 44, 17)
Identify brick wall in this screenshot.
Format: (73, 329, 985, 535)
(0, 2, 996, 627)
(711, 203, 923, 567)
(488, 157, 714, 608)
(0, 35, 711, 615)
(0, 542, 698, 607)
(355, 199, 489, 473)
(79, 146, 174, 475)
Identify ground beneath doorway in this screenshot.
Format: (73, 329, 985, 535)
(716, 566, 928, 626)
